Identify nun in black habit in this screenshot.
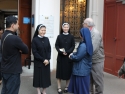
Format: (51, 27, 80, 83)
(32, 24, 51, 94)
(55, 23, 75, 94)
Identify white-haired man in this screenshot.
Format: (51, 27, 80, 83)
(83, 18, 105, 94)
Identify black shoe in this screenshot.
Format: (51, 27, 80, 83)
(57, 88, 63, 94)
(63, 87, 68, 93)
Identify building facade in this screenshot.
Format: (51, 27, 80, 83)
(1, 0, 124, 76)
(31, 0, 104, 70)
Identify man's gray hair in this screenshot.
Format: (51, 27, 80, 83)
(84, 18, 95, 27)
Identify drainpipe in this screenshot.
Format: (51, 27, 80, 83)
(91, 0, 98, 27)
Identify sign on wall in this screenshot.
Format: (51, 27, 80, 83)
(23, 17, 30, 24)
(39, 15, 54, 38)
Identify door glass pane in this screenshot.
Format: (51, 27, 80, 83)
(60, 0, 87, 41)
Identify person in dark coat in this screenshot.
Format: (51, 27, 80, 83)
(0, 27, 3, 85)
(32, 24, 51, 94)
(55, 23, 75, 94)
(68, 28, 93, 94)
(118, 58, 125, 78)
(1, 16, 28, 94)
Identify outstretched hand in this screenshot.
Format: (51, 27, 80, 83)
(69, 53, 73, 58)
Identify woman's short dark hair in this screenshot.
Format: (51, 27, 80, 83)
(6, 16, 18, 28)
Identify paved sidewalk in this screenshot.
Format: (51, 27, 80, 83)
(0, 65, 125, 94)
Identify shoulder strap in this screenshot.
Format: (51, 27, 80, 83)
(2, 33, 13, 53)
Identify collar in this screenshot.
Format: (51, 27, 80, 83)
(38, 35, 43, 38)
(90, 27, 95, 37)
(5, 30, 15, 35)
(63, 32, 69, 35)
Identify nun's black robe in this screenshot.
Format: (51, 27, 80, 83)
(32, 36, 51, 88)
(55, 34, 75, 80)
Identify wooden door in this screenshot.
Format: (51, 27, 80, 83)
(104, 1, 125, 76)
(104, 2, 116, 74)
(18, 0, 31, 65)
(114, 3, 125, 75)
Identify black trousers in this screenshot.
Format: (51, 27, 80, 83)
(1, 73, 20, 94)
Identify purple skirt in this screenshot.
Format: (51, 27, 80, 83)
(68, 74, 90, 94)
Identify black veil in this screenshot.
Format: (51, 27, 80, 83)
(33, 24, 46, 39)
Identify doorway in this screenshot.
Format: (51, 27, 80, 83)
(104, 1, 125, 76)
(0, 0, 32, 66)
(60, 0, 87, 41)
(18, 0, 32, 66)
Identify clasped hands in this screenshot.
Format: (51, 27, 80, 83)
(43, 59, 49, 66)
(63, 52, 67, 55)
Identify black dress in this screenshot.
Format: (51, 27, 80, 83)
(55, 34, 75, 80)
(32, 36, 51, 88)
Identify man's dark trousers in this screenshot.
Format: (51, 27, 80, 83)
(1, 73, 20, 94)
